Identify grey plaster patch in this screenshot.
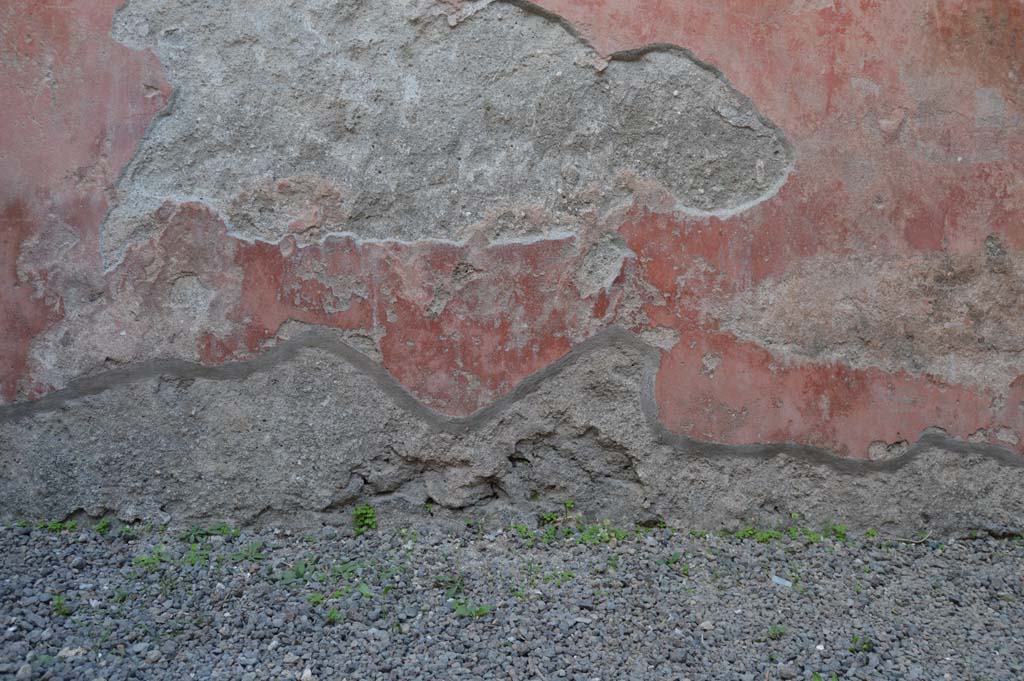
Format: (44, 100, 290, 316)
(103, 0, 793, 267)
(3, 327, 1023, 533)
(572, 234, 634, 298)
(708, 243, 1024, 397)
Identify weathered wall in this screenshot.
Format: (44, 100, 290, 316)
(2, 0, 1022, 531)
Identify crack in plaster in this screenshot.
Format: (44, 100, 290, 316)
(3, 326, 1020, 473)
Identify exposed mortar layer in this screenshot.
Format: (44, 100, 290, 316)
(710, 239, 1024, 398)
(2, 327, 1023, 533)
(102, 0, 792, 266)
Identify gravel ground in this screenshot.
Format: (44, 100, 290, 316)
(1, 515, 1022, 680)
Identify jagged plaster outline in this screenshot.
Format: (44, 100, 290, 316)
(99, 0, 795, 272)
(3, 326, 1021, 473)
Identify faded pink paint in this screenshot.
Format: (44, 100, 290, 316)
(0, 0, 170, 399)
(655, 327, 1008, 457)
(1, 0, 1022, 458)
(198, 217, 602, 415)
(540, 0, 1024, 455)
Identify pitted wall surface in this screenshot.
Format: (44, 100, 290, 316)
(103, 0, 791, 264)
(1, 0, 1022, 531)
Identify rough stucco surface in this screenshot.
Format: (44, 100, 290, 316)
(1, 0, 1023, 531)
(4, 329, 1024, 532)
(104, 0, 791, 259)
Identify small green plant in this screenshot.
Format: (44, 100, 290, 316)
(180, 522, 239, 543)
(811, 674, 839, 681)
(865, 528, 877, 538)
(230, 542, 264, 563)
(434, 574, 465, 598)
(159, 573, 178, 598)
(755, 529, 783, 543)
(664, 552, 682, 565)
(801, 527, 823, 543)
(353, 504, 377, 535)
(181, 543, 209, 566)
(179, 525, 206, 543)
(332, 559, 365, 581)
(40, 520, 76, 533)
(511, 523, 534, 548)
(356, 582, 374, 599)
(94, 517, 111, 536)
(279, 557, 312, 585)
(51, 594, 71, 617)
(542, 570, 574, 587)
(829, 524, 848, 542)
(112, 589, 129, 604)
(307, 593, 325, 606)
(524, 560, 541, 586)
(453, 598, 493, 618)
(577, 520, 630, 546)
(849, 634, 874, 652)
(540, 511, 560, 526)
(765, 625, 786, 641)
(689, 529, 708, 539)
(325, 608, 343, 624)
(209, 522, 240, 538)
(563, 499, 575, 514)
(541, 525, 559, 545)
(118, 524, 138, 540)
(731, 526, 784, 543)
(680, 563, 690, 577)
(133, 545, 171, 570)
(606, 554, 619, 571)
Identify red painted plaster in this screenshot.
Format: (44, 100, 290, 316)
(1, 200, 62, 401)
(655, 327, 1010, 458)
(0, 0, 170, 399)
(2, 0, 1022, 457)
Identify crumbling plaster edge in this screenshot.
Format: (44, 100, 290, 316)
(3, 326, 1021, 474)
(98, 0, 796, 273)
